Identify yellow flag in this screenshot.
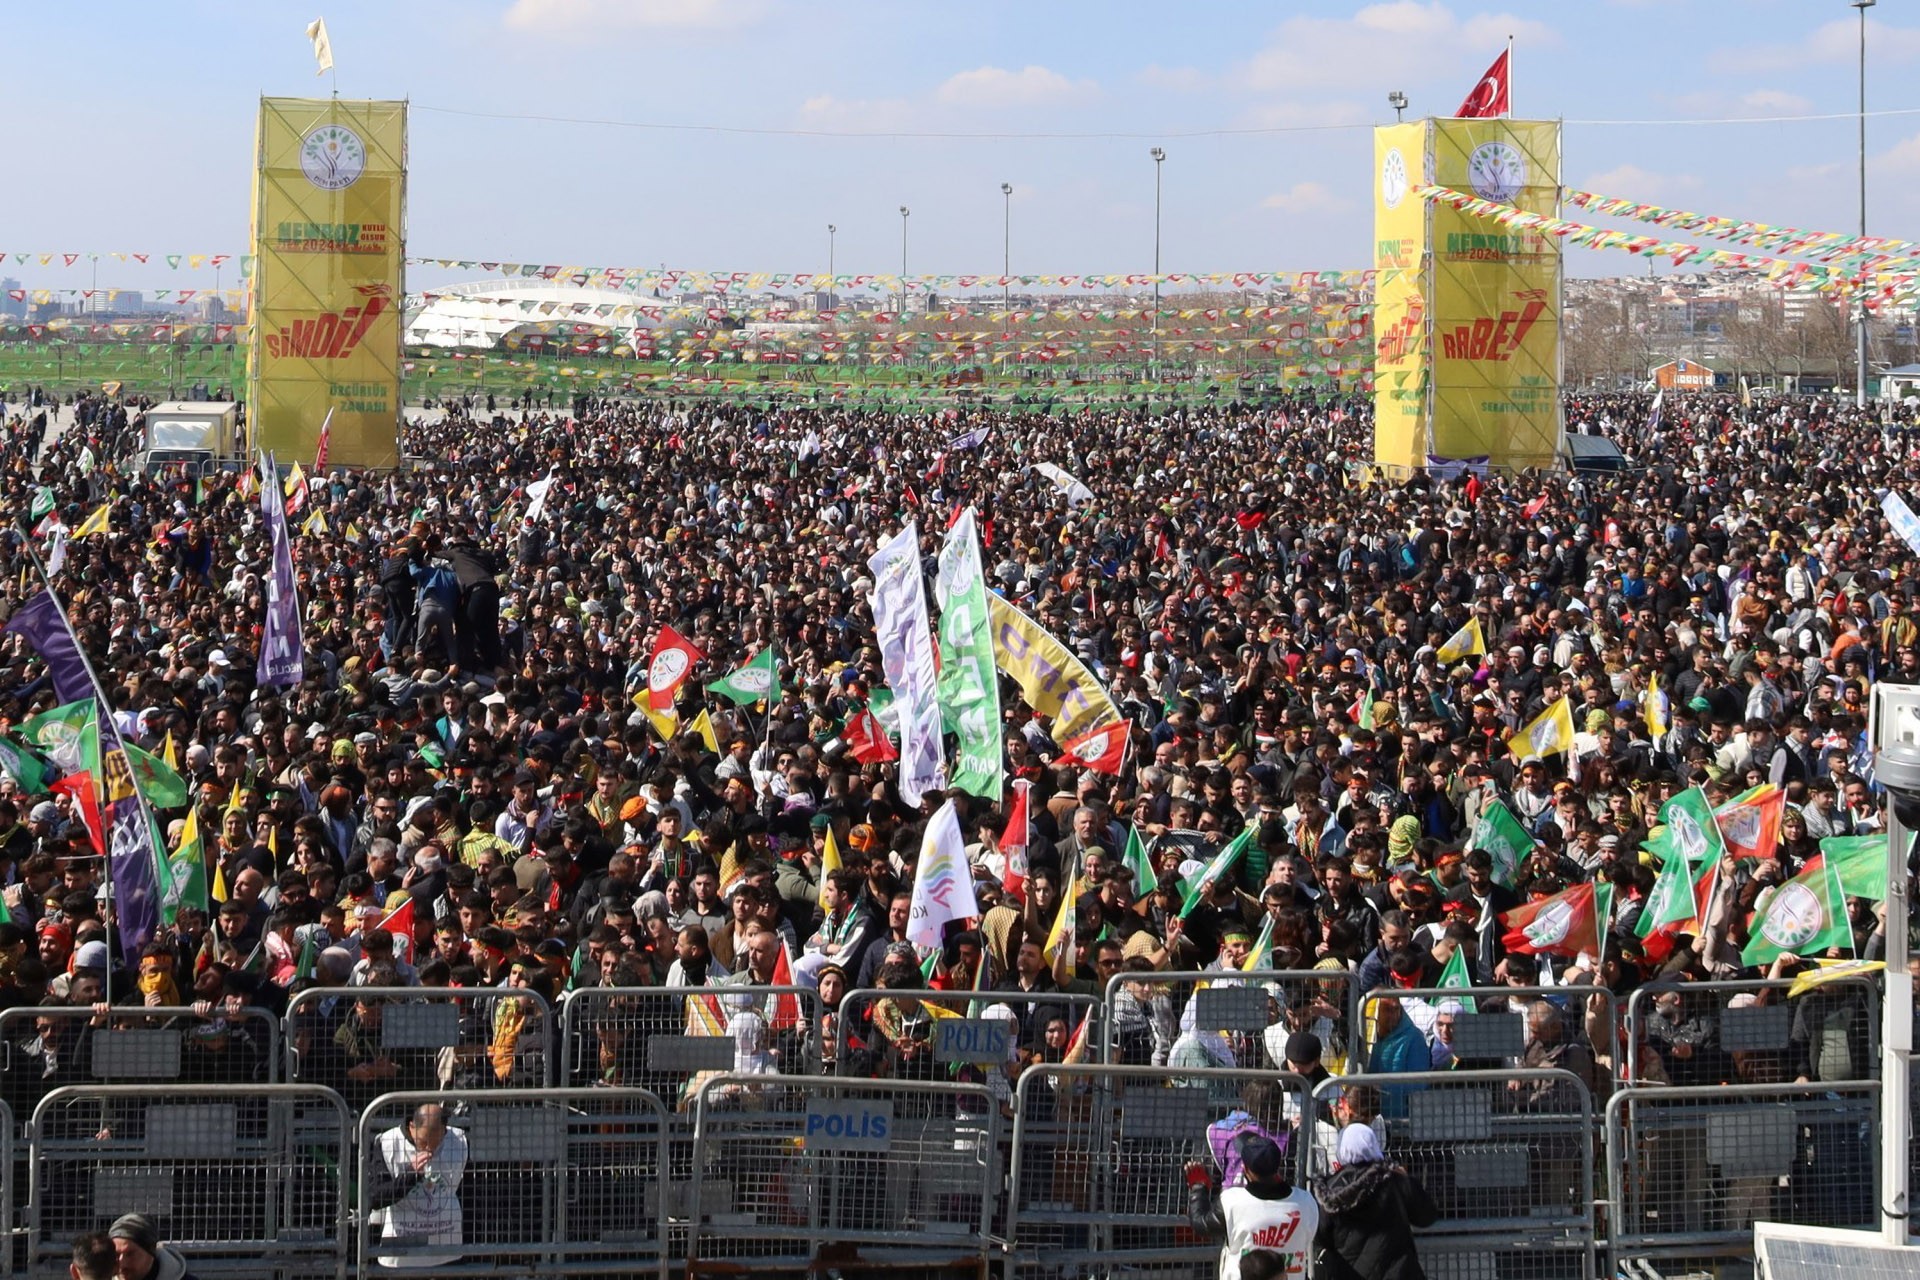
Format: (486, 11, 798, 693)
(821, 824, 843, 875)
(301, 508, 329, 536)
(690, 708, 719, 754)
(267, 825, 279, 860)
(161, 731, 179, 772)
(1644, 671, 1670, 739)
(1436, 617, 1486, 663)
(210, 843, 227, 904)
(638, 699, 679, 743)
(226, 782, 245, 814)
(1045, 864, 1079, 981)
(72, 504, 112, 539)
(1507, 696, 1575, 761)
(284, 460, 305, 498)
(345, 522, 363, 542)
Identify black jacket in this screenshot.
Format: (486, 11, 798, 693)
(1314, 1161, 1438, 1280)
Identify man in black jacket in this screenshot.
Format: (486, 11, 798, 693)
(446, 530, 503, 674)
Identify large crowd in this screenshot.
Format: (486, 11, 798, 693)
(0, 382, 1915, 1276)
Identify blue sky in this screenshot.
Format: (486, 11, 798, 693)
(4, 0, 1919, 292)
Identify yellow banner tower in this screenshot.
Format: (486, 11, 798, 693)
(1372, 118, 1562, 472)
(249, 98, 407, 469)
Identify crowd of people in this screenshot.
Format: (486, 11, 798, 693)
(0, 381, 1915, 1276)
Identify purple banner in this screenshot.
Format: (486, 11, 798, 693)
(5, 588, 159, 955)
(5, 589, 93, 704)
(257, 454, 305, 688)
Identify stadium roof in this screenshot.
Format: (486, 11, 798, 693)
(403, 280, 658, 349)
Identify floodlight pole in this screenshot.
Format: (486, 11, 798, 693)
(1872, 686, 1915, 1245)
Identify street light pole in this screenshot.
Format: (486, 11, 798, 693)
(898, 206, 910, 314)
(1388, 90, 1408, 123)
(1150, 146, 1165, 380)
(1855, 0, 1874, 408)
(1000, 183, 1012, 313)
(826, 224, 836, 312)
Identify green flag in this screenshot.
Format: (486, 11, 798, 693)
(1122, 824, 1155, 890)
(1741, 855, 1852, 968)
(1435, 945, 1478, 1013)
(1179, 826, 1254, 918)
(1466, 799, 1531, 890)
(709, 646, 780, 707)
(1635, 846, 1701, 938)
(1818, 835, 1892, 902)
(0, 736, 49, 795)
(1241, 914, 1275, 972)
(157, 804, 211, 925)
(20, 699, 101, 782)
(29, 486, 53, 522)
(934, 508, 1002, 801)
(1648, 787, 1726, 869)
(124, 743, 190, 809)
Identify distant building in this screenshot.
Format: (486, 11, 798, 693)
(0, 278, 21, 319)
(1651, 359, 1714, 391)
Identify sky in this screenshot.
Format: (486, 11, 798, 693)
(4, 0, 1919, 295)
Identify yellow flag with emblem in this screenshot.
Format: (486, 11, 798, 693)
(821, 823, 843, 875)
(1436, 617, 1486, 663)
(1506, 696, 1575, 761)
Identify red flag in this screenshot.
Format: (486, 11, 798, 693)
(646, 625, 704, 712)
(1522, 494, 1549, 520)
(50, 773, 103, 854)
(374, 897, 415, 942)
(843, 709, 898, 763)
(1715, 785, 1785, 862)
(1455, 47, 1510, 118)
(768, 941, 802, 1030)
(1500, 882, 1600, 958)
(1061, 720, 1129, 776)
(1001, 778, 1031, 903)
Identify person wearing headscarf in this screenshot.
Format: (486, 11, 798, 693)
(1313, 1124, 1438, 1280)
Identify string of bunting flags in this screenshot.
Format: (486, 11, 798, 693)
(1418, 185, 1919, 306)
(1565, 190, 1920, 267)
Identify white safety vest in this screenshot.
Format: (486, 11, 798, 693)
(1217, 1185, 1319, 1280)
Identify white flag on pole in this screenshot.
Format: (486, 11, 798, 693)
(907, 800, 978, 948)
(306, 18, 334, 75)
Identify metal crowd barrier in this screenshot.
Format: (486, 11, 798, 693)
(0, 1004, 281, 1095)
(559, 984, 825, 1092)
(356, 1087, 670, 1278)
(1004, 1063, 1312, 1280)
(1357, 984, 1618, 1081)
(1623, 975, 1881, 1085)
(1312, 1069, 1597, 1280)
(1605, 1079, 1882, 1271)
(27, 1083, 351, 1280)
(0, 1099, 12, 1280)
(284, 987, 555, 1106)
(833, 985, 1098, 1082)
(1101, 967, 1363, 1072)
(687, 1073, 1000, 1274)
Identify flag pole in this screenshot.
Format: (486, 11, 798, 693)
(18, 546, 171, 1010)
(1506, 34, 1514, 118)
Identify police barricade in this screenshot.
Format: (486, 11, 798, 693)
(284, 987, 554, 1105)
(1312, 1069, 1597, 1280)
(1101, 968, 1363, 1072)
(559, 983, 824, 1257)
(1358, 985, 1619, 1083)
(833, 986, 1098, 1082)
(0, 1100, 13, 1280)
(1605, 1080, 1881, 1272)
(0, 1004, 282, 1097)
(356, 1087, 670, 1278)
(560, 984, 825, 1091)
(28, 1083, 350, 1279)
(1623, 975, 1881, 1085)
(1004, 1063, 1312, 1280)
(687, 1074, 1000, 1274)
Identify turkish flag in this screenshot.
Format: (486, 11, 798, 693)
(374, 897, 415, 943)
(1000, 778, 1032, 903)
(1455, 48, 1510, 118)
(1061, 720, 1130, 776)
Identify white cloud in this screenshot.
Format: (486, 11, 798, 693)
(797, 93, 917, 130)
(1237, 100, 1371, 130)
(1238, 3, 1556, 93)
(1709, 17, 1920, 74)
(1137, 64, 1211, 92)
(1262, 181, 1347, 215)
(503, 0, 760, 33)
(1663, 88, 1813, 116)
(1578, 164, 1703, 204)
(935, 65, 1097, 108)
(1876, 130, 1920, 174)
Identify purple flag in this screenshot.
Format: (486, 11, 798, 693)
(5, 588, 159, 954)
(5, 589, 92, 704)
(257, 453, 305, 688)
